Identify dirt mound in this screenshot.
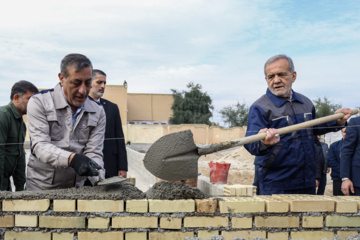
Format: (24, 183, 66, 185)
(146, 182, 208, 200)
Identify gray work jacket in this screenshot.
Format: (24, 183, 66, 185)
(26, 83, 106, 190)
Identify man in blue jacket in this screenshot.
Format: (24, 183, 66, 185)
(245, 54, 351, 195)
(341, 117, 360, 196)
(328, 128, 346, 196)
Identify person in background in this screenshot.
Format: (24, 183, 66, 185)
(0, 80, 38, 191)
(328, 128, 346, 196)
(89, 69, 128, 179)
(26, 53, 106, 190)
(315, 135, 329, 195)
(341, 117, 360, 196)
(244, 54, 351, 195)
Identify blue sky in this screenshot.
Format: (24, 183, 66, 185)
(1, 0, 359, 125)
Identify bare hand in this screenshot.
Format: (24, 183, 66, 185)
(118, 170, 127, 178)
(327, 167, 330, 173)
(260, 128, 280, 146)
(335, 108, 352, 125)
(316, 180, 319, 187)
(341, 179, 354, 196)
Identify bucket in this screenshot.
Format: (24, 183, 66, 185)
(209, 161, 231, 184)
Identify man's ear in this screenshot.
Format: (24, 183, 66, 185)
(58, 73, 65, 86)
(292, 71, 297, 83)
(13, 93, 20, 102)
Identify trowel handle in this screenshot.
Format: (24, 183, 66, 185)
(198, 109, 358, 156)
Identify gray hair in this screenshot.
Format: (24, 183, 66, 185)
(10, 80, 39, 100)
(264, 54, 295, 76)
(92, 69, 107, 78)
(60, 53, 92, 79)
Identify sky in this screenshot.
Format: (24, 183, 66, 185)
(1, 0, 359, 125)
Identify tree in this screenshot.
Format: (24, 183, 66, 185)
(169, 82, 214, 125)
(313, 97, 342, 118)
(219, 102, 249, 127)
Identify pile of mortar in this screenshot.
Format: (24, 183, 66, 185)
(0, 181, 207, 200)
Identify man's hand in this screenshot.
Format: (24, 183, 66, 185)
(341, 179, 355, 196)
(260, 128, 280, 146)
(118, 170, 127, 178)
(335, 108, 352, 125)
(316, 180, 319, 187)
(69, 154, 101, 176)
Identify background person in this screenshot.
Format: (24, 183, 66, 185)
(315, 135, 329, 195)
(89, 69, 128, 179)
(0, 80, 38, 191)
(26, 53, 106, 190)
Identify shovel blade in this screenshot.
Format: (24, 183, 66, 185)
(143, 130, 199, 181)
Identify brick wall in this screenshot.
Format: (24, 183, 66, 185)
(1, 196, 360, 240)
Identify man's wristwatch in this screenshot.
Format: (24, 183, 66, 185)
(342, 178, 350, 181)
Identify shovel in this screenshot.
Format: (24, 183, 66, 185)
(143, 109, 358, 181)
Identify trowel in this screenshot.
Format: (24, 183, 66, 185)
(96, 171, 128, 186)
(143, 109, 358, 181)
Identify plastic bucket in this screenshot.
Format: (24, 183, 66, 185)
(209, 161, 231, 184)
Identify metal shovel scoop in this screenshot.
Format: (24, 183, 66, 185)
(143, 109, 358, 181)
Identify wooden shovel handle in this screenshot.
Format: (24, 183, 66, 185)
(198, 109, 358, 156)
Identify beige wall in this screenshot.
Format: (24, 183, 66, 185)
(127, 93, 173, 123)
(102, 85, 128, 126)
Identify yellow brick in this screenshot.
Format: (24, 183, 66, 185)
(336, 200, 358, 213)
(112, 216, 158, 228)
(52, 232, 74, 240)
(4, 231, 51, 240)
(184, 216, 228, 228)
(0, 215, 14, 227)
(326, 216, 360, 227)
(39, 216, 85, 229)
(255, 216, 299, 228)
(53, 200, 76, 212)
(78, 232, 123, 240)
(256, 196, 289, 212)
(160, 217, 182, 229)
(337, 231, 359, 240)
(125, 232, 147, 240)
(223, 185, 237, 195)
(221, 230, 266, 240)
(148, 199, 194, 212)
(198, 230, 219, 239)
(231, 217, 252, 229)
(149, 232, 194, 240)
(302, 216, 323, 228)
(15, 215, 38, 227)
(78, 200, 124, 212)
(126, 199, 148, 212)
(88, 217, 110, 229)
(291, 231, 334, 240)
(219, 197, 265, 213)
(195, 199, 217, 213)
(290, 199, 335, 212)
(267, 232, 289, 240)
(3, 199, 50, 212)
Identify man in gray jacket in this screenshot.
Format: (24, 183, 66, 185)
(26, 53, 106, 190)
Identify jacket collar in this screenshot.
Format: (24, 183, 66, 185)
(8, 101, 22, 120)
(266, 88, 303, 108)
(53, 82, 97, 113)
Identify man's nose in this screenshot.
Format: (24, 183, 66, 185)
(78, 83, 87, 95)
(274, 75, 281, 83)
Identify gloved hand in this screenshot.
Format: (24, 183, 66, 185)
(70, 154, 101, 176)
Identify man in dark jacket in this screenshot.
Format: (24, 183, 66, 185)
(341, 117, 360, 196)
(315, 135, 329, 195)
(244, 54, 351, 195)
(0, 80, 38, 191)
(89, 69, 128, 178)
(328, 128, 346, 195)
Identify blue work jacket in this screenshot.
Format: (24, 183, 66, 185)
(328, 139, 342, 181)
(245, 89, 342, 192)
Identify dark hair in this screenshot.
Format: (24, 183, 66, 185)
(264, 54, 295, 76)
(92, 69, 107, 78)
(60, 53, 93, 78)
(10, 80, 39, 100)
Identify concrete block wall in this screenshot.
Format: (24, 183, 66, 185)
(1, 196, 360, 240)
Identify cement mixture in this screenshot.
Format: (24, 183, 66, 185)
(146, 181, 208, 200)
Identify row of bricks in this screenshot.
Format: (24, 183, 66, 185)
(2, 215, 360, 229)
(2, 196, 360, 213)
(3, 230, 360, 240)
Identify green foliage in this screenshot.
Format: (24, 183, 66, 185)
(219, 102, 249, 127)
(313, 97, 342, 118)
(169, 82, 214, 125)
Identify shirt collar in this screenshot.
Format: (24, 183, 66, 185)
(88, 96, 102, 106)
(266, 88, 303, 107)
(8, 101, 22, 119)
